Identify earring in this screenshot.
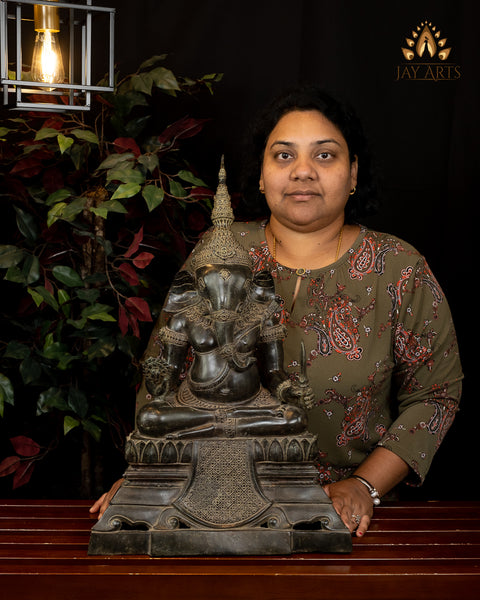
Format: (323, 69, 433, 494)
(259, 185, 265, 194)
(349, 186, 356, 196)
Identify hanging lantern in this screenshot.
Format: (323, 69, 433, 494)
(0, 0, 115, 111)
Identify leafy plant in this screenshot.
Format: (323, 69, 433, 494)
(0, 56, 221, 495)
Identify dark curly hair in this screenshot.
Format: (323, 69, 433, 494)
(239, 84, 379, 223)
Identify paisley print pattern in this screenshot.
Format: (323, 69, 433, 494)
(225, 221, 462, 487)
(301, 279, 371, 361)
(348, 235, 376, 280)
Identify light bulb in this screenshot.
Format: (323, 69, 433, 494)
(31, 30, 65, 85)
(31, 2, 65, 86)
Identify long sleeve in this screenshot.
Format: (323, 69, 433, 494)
(378, 256, 463, 483)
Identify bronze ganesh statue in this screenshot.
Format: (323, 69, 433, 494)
(137, 266, 312, 440)
(88, 160, 352, 556)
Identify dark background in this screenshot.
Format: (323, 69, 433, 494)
(4, 0, 478, 499)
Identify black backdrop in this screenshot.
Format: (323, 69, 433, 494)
(5, 0, 473, 499)
(97, 0, 478, 499)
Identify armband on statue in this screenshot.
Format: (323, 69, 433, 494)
(159, 326, 189, 347)
(259, 322, 286, 344)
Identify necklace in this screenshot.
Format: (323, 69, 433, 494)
(269, 224, 345, 313)
(270, 225, 344, 276)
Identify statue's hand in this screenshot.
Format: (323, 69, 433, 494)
(290, 380, 315, 410)
(285, 339, 316, 410)
(276, 378, 315, 410)
(142, 356, 175, 399)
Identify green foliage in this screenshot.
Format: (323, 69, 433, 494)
(0, 56, 221, 492)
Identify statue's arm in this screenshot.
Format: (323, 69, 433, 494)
(142, 317, 189, 400)
(257, 320, 314, 410)
(256, 330, 290, 397)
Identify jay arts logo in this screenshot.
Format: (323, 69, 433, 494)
(395, 20, 461, 81)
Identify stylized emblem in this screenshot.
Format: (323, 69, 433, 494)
(401, 21, 451, 62)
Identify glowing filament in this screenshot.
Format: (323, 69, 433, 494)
(32, 29, 64, 84)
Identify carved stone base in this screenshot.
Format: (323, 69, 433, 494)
(88, 437, 352, 556)
(123, 429, 319, 464)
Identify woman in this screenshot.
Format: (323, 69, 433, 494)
(92, 86, 463, 537)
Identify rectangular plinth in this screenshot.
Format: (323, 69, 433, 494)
(88, 527, 352, 556)
(88, 452, 352, 556)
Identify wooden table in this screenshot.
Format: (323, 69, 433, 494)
(1, 499, 479, 599)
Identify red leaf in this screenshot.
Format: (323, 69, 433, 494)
(13, 460, 35, 489)
(0, 456, 20, 477)
(44, 276, 54, 294)
(157, 116, 210, 145)
(124, 226, 143, 258)
(10, 435, 41, 457)
(118, 262, 140, 286)
(125, 297, 152, 322)
(190, 186, 214, 198)
(10, 157, 42, 178)
(118, 304, 129, 336)
(43, 117, 64, 130)
(128, 313, 140, 338)
(18, 139, 39, 147)
(28, 93, 59, 105)
(132, 252, 154, 269)
(114, 137, 141, 157)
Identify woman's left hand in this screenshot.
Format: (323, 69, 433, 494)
(323, 478, 374, 537)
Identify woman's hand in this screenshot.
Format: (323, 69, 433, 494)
(89, 478, 124, 519)
(323, 478, 374, 537)
(323, 447, 410, 536)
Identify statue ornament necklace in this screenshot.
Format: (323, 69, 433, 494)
(269, 223, 344, 312)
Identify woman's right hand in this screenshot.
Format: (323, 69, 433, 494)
(89, 478, 124, 519)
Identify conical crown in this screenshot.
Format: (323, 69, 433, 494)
(190, 157, 252, 271)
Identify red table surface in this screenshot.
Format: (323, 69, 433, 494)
(1, 499, 480, 600)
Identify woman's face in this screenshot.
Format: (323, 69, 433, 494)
(259, 110, 358, 232)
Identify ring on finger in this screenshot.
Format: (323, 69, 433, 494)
(351, 514, 361, 526)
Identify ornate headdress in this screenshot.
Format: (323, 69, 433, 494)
(190, 157, 253, 271)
